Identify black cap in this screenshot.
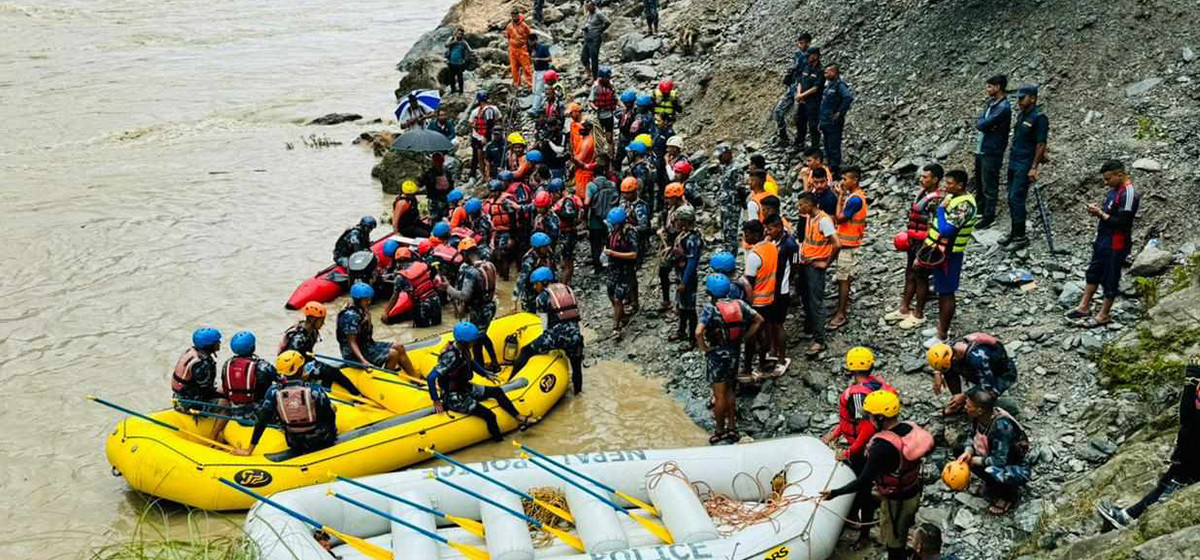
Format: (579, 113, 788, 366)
(808, 47, 821, 57)
(1017, 85, 1040, 98)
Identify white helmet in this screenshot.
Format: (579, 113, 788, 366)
(665, 135, 684, 149)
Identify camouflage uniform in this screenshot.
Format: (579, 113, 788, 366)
(622, 197, 652, 265)
(715, 163, 747, 253)
(605, 222, 640, 302)
(531, 209, 562, 248)
(457, 264, 497, 330)
(515, 249, 556, 312)
(699, 299, 758, 385)
(529, 289, 585, 360)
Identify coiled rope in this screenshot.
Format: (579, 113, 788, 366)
(522, 487, 571, 547)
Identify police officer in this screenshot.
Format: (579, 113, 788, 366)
(333, 216, 377, 267)
(171, 328, 228, 438)
(668, 207, 703, 348)
(926, 332, 1018, 414)
(233, 350, 338, 457)
(388, 246, 444, 328)
(445, 238, 500, 366)
(220, 331, 280, 409)
(604, 207, 640, 339)
(697, 275, 762, 445)
(428, 323, 536, 442)
(818, 64, 853, 177)
(483, 179, 520, 280)
(337, 282, 417, 377)
(773, 33, 812, 147)
(1000, 85, 1049, 251)
(515, 232, 556, 312)
(548, 178, 582, 285)
(710, 251, 751, 302)
(958, 387, 1032, 515)
(711, 143, 745, 253)
(512, 268, 585, 394)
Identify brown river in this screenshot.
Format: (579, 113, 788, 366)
(0, 1, 706, 557)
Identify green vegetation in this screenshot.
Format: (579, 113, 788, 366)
(1134, 254, 1200, 313)
(1133, 115, 1168, 141)
(1099, 326, 1200, 390)
(89, 506, 256, 560)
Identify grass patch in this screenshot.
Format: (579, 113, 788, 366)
(1134, 254, 1200, 312)
(1133, 116, 1168, 141)
(89, 503, 256, 560)
(1099, 326, 1200, 391)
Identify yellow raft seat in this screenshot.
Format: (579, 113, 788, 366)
(104, 313, 567, 511)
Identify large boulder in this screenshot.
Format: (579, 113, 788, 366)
(372, 150, 426, 194)
(395, 56, 445, 100)
(1129, 244, 1174, 277)
(619, 33, 661, 62)
(397, 26, 455, 71)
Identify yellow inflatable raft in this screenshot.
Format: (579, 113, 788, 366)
(104, 313, 568, 511)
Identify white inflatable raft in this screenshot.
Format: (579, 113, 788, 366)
(244, 437, 856, 560)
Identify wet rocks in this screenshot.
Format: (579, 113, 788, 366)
(1131, 158, 1163, 172)
(309, 113, 363, 125)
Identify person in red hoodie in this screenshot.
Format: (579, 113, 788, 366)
(823, 346, 897, 546)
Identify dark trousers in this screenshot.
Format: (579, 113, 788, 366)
(1127, 467, 1195, 519)
(533, 0, 544, 23)
(658, 262, 673, 304)
(1007, 162, 1033, 238)
(819, 122, 843, 176)
(974, 153, 1003, 224)
(447, 63, 466, 94)
(848, 454, 880, 526)
(471, 386, 522, 441)
(800, 264, 827, 343)
(315, 363, 362, 396)
(472, 337, 499, 366)
(581, 38, 602, 78)
(797, 107, 820, 152)
(588, 227, 606, 268)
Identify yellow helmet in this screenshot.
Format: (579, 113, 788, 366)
(402, 180, 419, 194)
(635, 133, 653, 147)
(844, 346, 875, 372)
(507, 132, 527, 145)
(276, 350, 305, 377)
(926, 343, 953, 372)
(862, 390, 901, 418)
(942, 460, 971, 491)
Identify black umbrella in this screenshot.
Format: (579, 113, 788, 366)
(391, 128, 454, 153)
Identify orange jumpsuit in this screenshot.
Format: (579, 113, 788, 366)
(505, 19, 534, 87)
(573, 134, 596, 199)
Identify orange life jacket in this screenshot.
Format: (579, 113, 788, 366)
(484, 193, 516, 232)
(399, 261, 438, 301)
(171, 348, 202, 393)
(276, 384, 318, 434)
(221, 356, 260, 405)
(837, 190, 868, 248)
(869, 423, 934, 497)
(750, 190, 772, 222)
(749, 241, 778, 307)
(545, 283, 580, 322)
(801, 211, 835, 261)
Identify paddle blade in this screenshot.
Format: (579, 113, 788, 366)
(631, 513, 674, 544)
(324, 527, 394, 560)
(544, 526, 585, 552)
(616, 491, 661, 518)
(449, 540, 491, 560)
(445, 515, 486, 539)
(533, 499, 575, 525)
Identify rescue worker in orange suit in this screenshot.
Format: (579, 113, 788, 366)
(512, 267, 585, 394)
(697, 274, 762, 445)
(220, 331, 280, 412)
(430, 323, 538, 442)
(233, 350, 337, 456)
(926, 332, 1018, 414)
(571, 120, 597, 200)
(171, 327, 229, 438)
(827, 165, 868, 331)
(822, 391, 932, 560)
(504, 8, 533, 88)
(823, 347, 897, 546)
(445, 238, 500, 366)
(957, 387, 1032, 515)
(386, 246, 444, 328)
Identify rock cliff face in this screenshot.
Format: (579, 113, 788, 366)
(376, 0, 1200, 557)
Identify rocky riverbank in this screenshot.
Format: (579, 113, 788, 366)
(346, 0, 1200, 558)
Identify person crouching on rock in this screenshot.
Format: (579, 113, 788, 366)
(696, 274, 762, 445)
(956, 387, 1032, 515)
(429, 322, 537, 442)
(926, 332, 1017, 415)
(512, 267, 585, 394)
(233, 350, 337, 456)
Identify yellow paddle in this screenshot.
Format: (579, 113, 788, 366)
(89, 396, 237, 453)
(218, 478, 391, 560)
(514, 441, 661, 517)
(332, 473, 485, 538)
(421, 447, 575, 524)
(328, 489, 490, 560)
(429, 473, 585, 552)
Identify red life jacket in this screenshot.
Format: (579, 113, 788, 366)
(972, 407, 1031, 462)
(706, 300, 746, 346)
(451, 227, 476, 244)
(594, 81, 617, 111)
(869, 423, 934, 497)
(553, 195, 582, 233)
(837, 376, 897, 444)
(276, 384, 318, 434)
(906, 189, 943, 240)
(963, 331, 1001, 349)
(475, 260, 498, 298)
(222, 356, 260, 405)
(485, 194, 515, 232)
(432, 244, 464, 268)
(545, 283, 580, 322)
(171, 348, 202, 393)
(473, 104, 493, 138)
(399, 261, 437, 301)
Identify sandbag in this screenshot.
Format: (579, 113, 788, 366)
(564, 483, 628, 553)
(647, 470, 717, 544)
(480, 489, 535, 560)
(389, 491, 439, 560)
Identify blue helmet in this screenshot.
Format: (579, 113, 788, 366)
(627, 141, 647, 154)
(705, 274, 732, 298)
(526, 149, 544, 163)
(465, 198, 483, 213)
(230, 331, 256, 356)
(350, 281, 375, 300)
(192, 327, 221, 349)
(636, 93, 654, 107)
(498, 171, 514, 182)
(453, 321, 481, 343)
(432, 222, 451, 238)
(359, 215, 377, 230)
(487, 179, 503, 191)
(447, 189, 464, 203)
(476, 91, 489, 102)
(383, 239, 401, 258)
(598, 66, 612, 79)
(530, 232, 551, 248)
(546, 178, 565, 193)
(620, 89, 638, 104)
(606, 207, 627, 226)
(531, 266, 555, 283)
(710, 251, 737, 273)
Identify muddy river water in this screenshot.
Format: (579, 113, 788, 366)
(0, 1, 706, 557)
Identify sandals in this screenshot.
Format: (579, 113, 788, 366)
(826, 318, 847, 332)
(709, 432, 726, 445)
(1064, 309, 1089, 320)
(518, 416, 540, 432)
(1076, 317, 1111, 329)
(805, 343, 825, 358)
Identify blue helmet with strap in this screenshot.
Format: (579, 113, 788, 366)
(465, 198, 483, 213)
(531, 266, 555, 283)
(432, 222, 451, 238)
(530, 232, 551, 248)
(710, 251, 737, 273)
(192, 328, 221, 349)
(546, 178, 565, 193)
(526, 149, 544, 163)
(230, 331, 256, 356)
(383, 239, 401, 259)
(447, 189, 464, 203)
(705, 274, 732, 297)
(453, 321, 481, 342)
(350, 282, 375, 300)
(359, 215, 377, 230)
(606, 207, 627, 226)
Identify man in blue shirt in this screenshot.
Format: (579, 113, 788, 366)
(973, 75, 1011, 230)
(796, 48, 825, 153)
(773, 33, 811, 147)
(819, 64, 854, 177)
(1066, 160, 1141, 328)
(1000, 85, 1049, 251)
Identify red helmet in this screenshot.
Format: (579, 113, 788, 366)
(672, 160, 693, 176)
(893, 231, 910, 252)
(534, 190, 553, 208)
(544, 69, 559, 83)
(658, 78, 674, 92)
(418, 239, 434, 256)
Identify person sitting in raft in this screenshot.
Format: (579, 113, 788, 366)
(428, 322, 537, 442)
(333, 215, 377, 268)
(220, 331, 280, 410)
(337, 282, 418, 377)
(511, 267, 585, 394)
(279, 302, 361, 396)
(171, 328, 230, 437)
(232, 350, 337, 456)
(386, 245, 444, 328)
